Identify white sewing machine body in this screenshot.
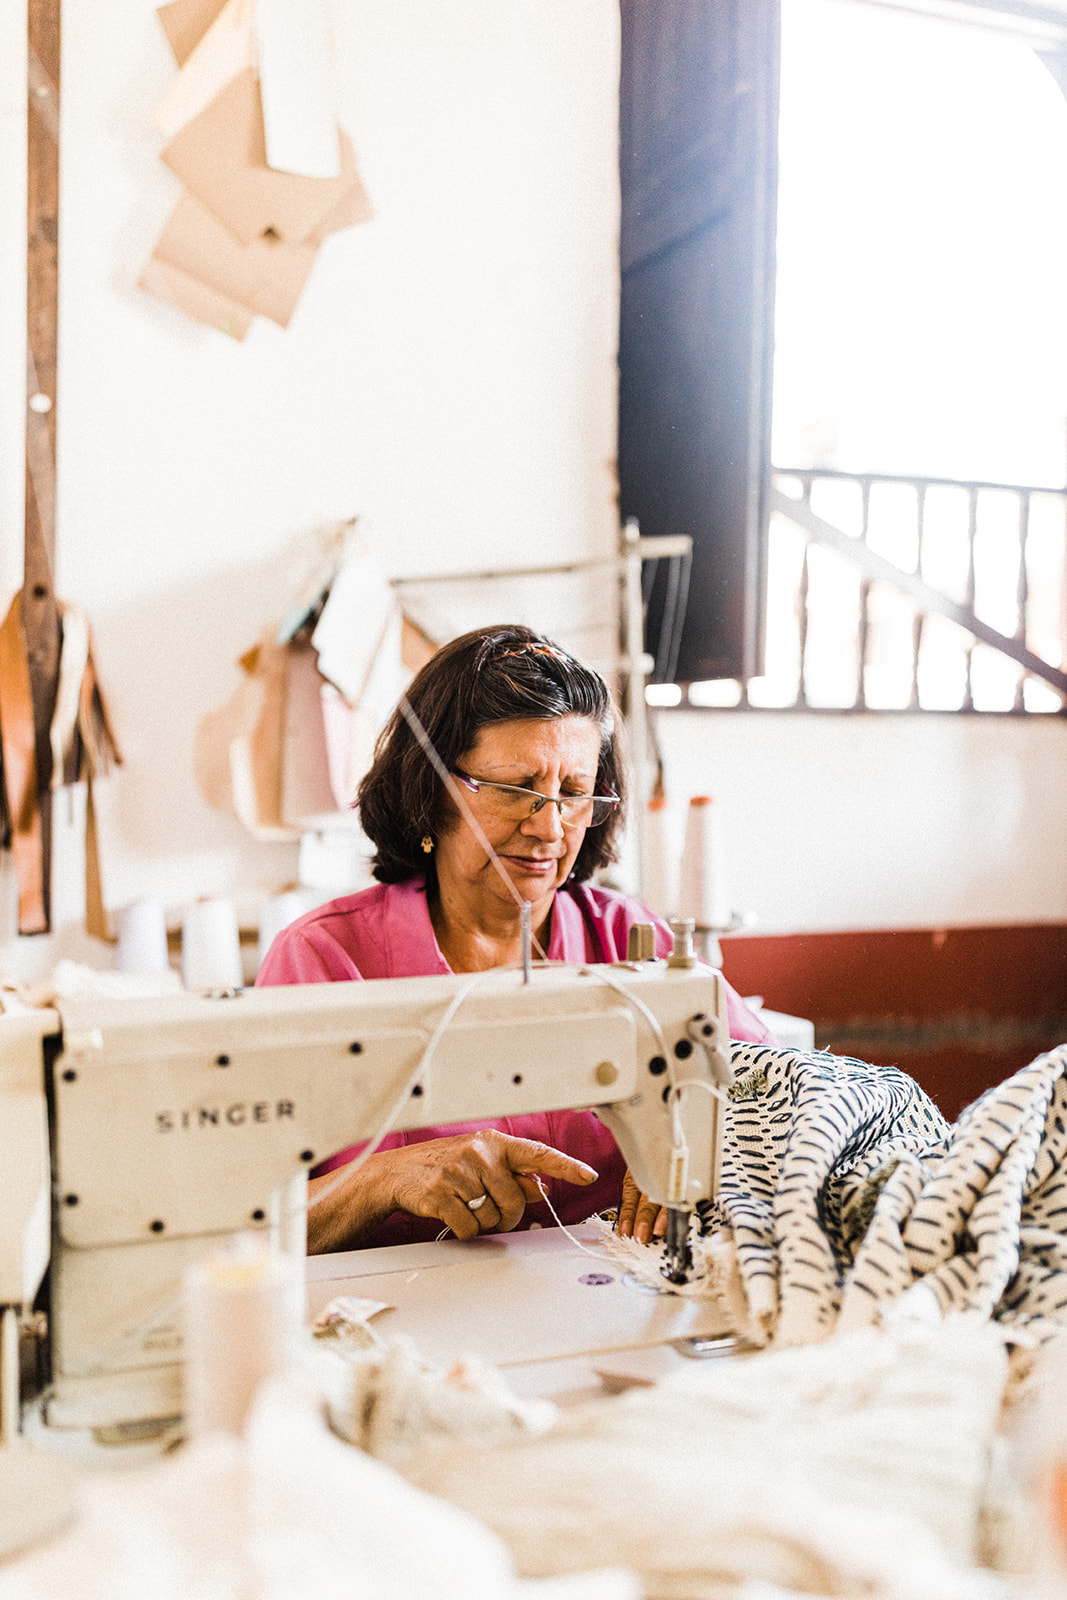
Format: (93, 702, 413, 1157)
(1, 959, 729, 1435)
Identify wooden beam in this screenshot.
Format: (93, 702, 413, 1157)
(25, 0, 62, 926)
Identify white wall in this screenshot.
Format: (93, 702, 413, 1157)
(4, 2, 1065, 974)
(654, 710, 1067, 934)
(0, 0, 622, 975)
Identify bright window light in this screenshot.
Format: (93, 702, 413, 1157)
(761, 0, 1067, 715)
(774, 0, 1067, 487)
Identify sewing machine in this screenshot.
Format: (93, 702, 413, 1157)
(1, 948, 729, 1444)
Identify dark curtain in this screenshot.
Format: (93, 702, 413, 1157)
(618, 0, 781, 683)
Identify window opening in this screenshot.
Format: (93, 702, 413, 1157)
(648, 0, 1067, 713)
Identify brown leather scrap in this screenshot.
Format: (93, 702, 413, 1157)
(0, 598, 121, 939)
(77, 626, 122, 940)
(0, 595, 47, 933)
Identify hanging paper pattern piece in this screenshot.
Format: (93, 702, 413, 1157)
(195, 524, 437, 839)
(140, 0, 373, 339)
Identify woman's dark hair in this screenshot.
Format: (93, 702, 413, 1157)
(357, 624, 626, 885)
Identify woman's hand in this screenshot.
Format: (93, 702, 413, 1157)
(384, 1130, 597, 1239)
(307, 1130, 597, 1253)
(616, 1168, 667, 1244)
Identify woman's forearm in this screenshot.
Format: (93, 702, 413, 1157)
(305, 1151, 399, 1254)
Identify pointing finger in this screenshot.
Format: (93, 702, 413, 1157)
(503, 1138, 598, 1187)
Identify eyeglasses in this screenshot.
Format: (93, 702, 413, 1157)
(452, 772, 619, 829)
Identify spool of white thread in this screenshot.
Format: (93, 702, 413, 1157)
(183, 1238, 303, 1439)
(116, 899, 170, 974)
(677, 794, 731, 930)
(256, 889, 313, 972)
(181, 897, 243, 990)
(643, 795, 676, 919)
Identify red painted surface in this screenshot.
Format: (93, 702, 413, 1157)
(720, 923, 1067, 1120)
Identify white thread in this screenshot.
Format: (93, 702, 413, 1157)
(574, 964, 688, 1145)
(307, 968, 496, 1214)
(397, 693, 550, 962)
(276, 955, 723, 1282)
(426, 1177, 625, 1261)
(577, 963, 672, 1065)
(668, 1077, 730, 1109)
(303, 956, 681, 1221)
(530, 1177, 621, 1266)
(305, 963, 723, 1232)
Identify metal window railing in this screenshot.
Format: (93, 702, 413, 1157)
(663, 468, 1067, 714)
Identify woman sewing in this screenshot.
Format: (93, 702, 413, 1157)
(257, 624, 772, 1253)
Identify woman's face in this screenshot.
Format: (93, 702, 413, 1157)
(435, 715, 603, 915)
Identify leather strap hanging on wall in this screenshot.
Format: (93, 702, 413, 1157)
(0, 594, 122, 939)
(0, 596, 48, 934)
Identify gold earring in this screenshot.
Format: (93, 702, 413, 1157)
(421, 835, 434, 854)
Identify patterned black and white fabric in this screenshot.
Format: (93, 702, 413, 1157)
(702, 1040, 1067, 1349)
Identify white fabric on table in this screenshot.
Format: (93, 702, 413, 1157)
(0, 1375, 637, 1600)
(406, 1314, 1012, 1600)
